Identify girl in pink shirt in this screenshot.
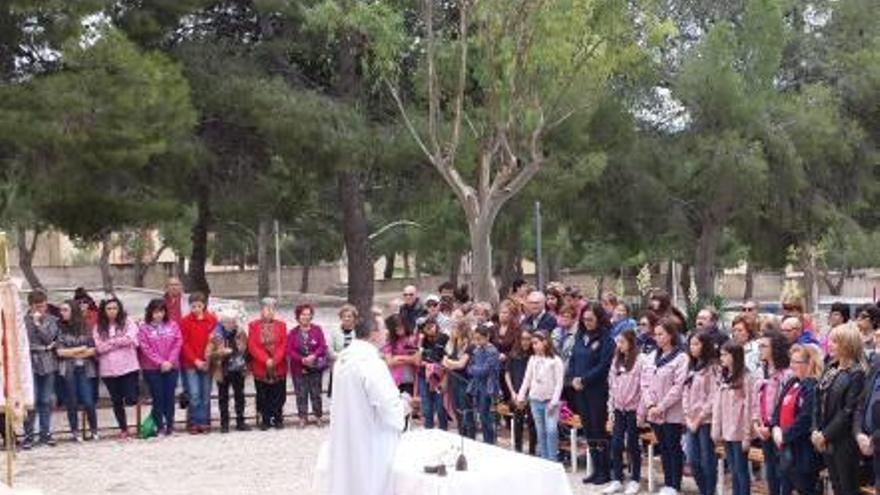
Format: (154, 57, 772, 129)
(682, 332, 719, 495)
(94, 297, 140, 440)
(516, 331, 564, 461)
(603, 329, 644, 495)
(712, 342, 753, 495)
(641, 319, 688, 495)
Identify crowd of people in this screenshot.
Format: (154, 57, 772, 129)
(13, 274, 880, 495)
(15, 277, 344, 448)
(388, 281, 880, 495)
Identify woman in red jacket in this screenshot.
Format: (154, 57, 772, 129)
(249, 297, 288, 430)
(180, 292, 217, 434)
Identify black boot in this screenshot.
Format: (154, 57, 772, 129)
(236, 417, 250, 432)
(582, 448, 610, 485)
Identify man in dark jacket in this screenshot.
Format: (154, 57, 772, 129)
(23, 289, 59, 449)
(398, 285, 426, 332)
(695, 307, 729, 351)
(522, 291, 556, 332)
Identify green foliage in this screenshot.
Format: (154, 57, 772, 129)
(1, 27, 197, 240)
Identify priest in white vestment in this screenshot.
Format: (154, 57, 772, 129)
(328, 317, 409, 495)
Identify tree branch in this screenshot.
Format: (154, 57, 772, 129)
(449, 0, 469, 160)
(149, 242, 170, 267)
(28, 226, 43, 255)
(385, 79, 435, 163)
(424, 0, 441, 156)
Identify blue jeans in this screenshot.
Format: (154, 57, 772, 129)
(725, 441, 750, 495)
(184, 369, 212, 427)
(530, 399, 559, 460)
(686, 424, 717, 495)
(611, 410, 641, 482)
(144, 369, 178, 431)
(62, 368, 97, 434)
(450, 375, 475, 438)
(24, 372, 55, 441)
(418, 373, 447, 430)
(476, 393, 495, 445)
(652, 423, 684, 490)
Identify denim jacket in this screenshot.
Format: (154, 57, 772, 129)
(466, 343, 501, 398)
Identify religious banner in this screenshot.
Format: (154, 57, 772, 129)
(0, 231, 34, 419)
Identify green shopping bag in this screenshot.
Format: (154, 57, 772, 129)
(139, 412, 158, 439)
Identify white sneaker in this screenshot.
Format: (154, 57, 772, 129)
(658, 488, 677, 495)
(624, 481, 640, 495)
(602, 481, 624, 494)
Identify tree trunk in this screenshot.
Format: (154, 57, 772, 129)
(257, 217, 271, 300)
(744, 261, 755, 301)
(133, 260, 147, 288)
(666, 259, 675, 296)
(694, 222, 722, 302)
(448, 250, 461, 287)
(188, 182, 211, 296)
(679, 262, 693, 308)
(176, 254, 187, 284)
(402, 250, 411, 278)
(799, 242, 819, 313)
(133, 242, 167, 289)
(338, 170, 374, 317)
(547, 252, 562, 283)
(301, 240, 312, 294)
(596, 274, 605, 300)
(383, 251, 395, 280)
(495, 225, 522, 301)
(99, 232, 115, 294)
(15, 226, 44, 291)
(469, 217, 497, 305)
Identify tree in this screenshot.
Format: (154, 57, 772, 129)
(0, 26, 196, 291)
(384, 0, 648, 303)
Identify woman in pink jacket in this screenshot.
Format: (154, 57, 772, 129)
(682, 331, 719, 495)
(138, 298, 182, 436)
(712, 341, 754, 495)
(603, 328, 644, 495)
(94, 297, 140, 440)
(640, 319, 688, 495)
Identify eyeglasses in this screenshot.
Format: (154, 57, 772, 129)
(403, 293, 415, 297)
(791, 358, 807, 364)
(858, 313, 870, 320)
(743, 307, 756, 312)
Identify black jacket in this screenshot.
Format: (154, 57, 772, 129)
(771, 377, 820, 473)
(853, 359, 880, 444)
(813, 363, 865, 450)
(399, 299, 426, 333)
(522, 311, 556, 332)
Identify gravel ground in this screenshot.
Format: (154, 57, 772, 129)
(11, 424, 627, 495)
